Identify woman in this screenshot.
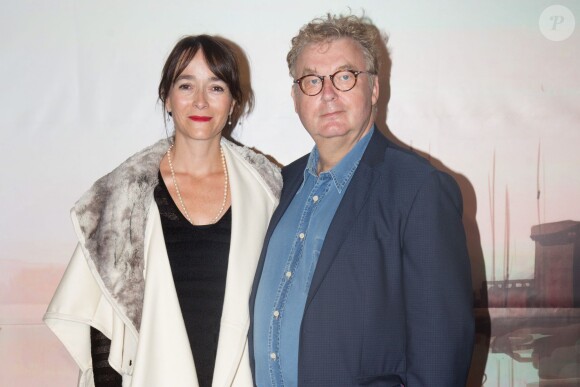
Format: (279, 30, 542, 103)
(44, 35, 281, 387)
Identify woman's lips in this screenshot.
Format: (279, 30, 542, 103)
(189, 116, 212, 122)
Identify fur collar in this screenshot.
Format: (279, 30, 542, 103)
(72, 138, 281, 331)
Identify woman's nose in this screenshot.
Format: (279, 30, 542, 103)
(193, 90, 208, 109)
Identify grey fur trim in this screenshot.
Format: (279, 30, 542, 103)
(73, 138, 281, 332)
(223, 139, 282, 200)
(73, 139, 170, 331)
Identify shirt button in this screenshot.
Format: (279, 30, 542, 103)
(312, 195, 319, 202)
(273, 310, 280, 318)
(299, 232, 305, 239)
(285, 271, 292, 278)
(270, 352, 277, 360)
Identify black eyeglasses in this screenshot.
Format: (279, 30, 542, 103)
(293, 69, 374, 96)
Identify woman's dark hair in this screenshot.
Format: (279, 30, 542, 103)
(158, 35, 253, 139)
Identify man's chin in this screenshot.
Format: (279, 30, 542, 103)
(313, 123, 350, 137)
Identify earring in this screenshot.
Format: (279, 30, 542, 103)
(167, 112, 172, 122)
(228, 114, 232, 126)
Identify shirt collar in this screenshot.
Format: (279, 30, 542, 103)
(302, 126, 374, 194)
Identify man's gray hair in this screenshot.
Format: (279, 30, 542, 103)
(287, 13, 381, 77)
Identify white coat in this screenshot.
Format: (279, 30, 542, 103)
(44, 138, 281, 387)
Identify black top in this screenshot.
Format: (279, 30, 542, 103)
(90, 327, 122, 387)
(90, 173, 231, 387)
(155, 172, 231, 387)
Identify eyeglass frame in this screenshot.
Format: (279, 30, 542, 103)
(293, 69, 376, 96)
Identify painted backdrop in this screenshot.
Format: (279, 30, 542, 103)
(1, 1, 578, 386)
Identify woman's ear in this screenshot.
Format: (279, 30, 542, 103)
(165, 96, 173, 116)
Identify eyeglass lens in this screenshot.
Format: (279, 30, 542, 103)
(299, 70, 359, 95)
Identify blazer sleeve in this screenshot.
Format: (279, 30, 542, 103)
(401, 171, 475, 386)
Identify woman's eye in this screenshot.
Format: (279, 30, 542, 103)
(211, 85, 225, 92)
(178, 83, 191, 90)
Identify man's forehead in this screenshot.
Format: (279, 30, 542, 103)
(306, 39, 334, 53)
(295, 38, 364, 75)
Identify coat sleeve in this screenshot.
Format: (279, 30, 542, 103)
(43, 244, 122, 387)
(401, 171, 475, 386)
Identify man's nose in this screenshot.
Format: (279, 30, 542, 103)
(320, 77, 338, 101)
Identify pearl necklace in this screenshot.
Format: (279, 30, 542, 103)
(166, 143, 229, 225)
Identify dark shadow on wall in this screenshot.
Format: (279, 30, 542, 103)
(374, 29, 490, 387)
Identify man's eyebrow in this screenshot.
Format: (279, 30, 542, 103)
(300, 67, 318, 76)
(335, 64, 356, 71)
(299, 64, 356, 76)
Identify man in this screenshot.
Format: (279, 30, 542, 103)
(250, 13, 474, 387)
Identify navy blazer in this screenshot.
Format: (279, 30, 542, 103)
(249, 129, 474, 386)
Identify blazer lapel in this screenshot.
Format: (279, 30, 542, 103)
(248, 156, 307, 368)
(305, 130, 389, 311)
(249, 156, 307, 306)
(267, 160, 307, 243)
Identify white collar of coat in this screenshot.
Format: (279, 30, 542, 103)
(135, 144, 281, 386)
(71, 137, 281, 333)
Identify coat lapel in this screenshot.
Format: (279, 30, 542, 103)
(305, 130, 389, 311)
(212, 142, 278, 387)
(133, 204, 198, 386)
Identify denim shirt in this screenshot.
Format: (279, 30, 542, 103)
(253, 128, 373, 386)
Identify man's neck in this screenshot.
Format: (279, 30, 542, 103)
(315, 124, 374, 174)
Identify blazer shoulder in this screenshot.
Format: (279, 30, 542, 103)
(384, 139, 432, 172)
(281, 153, 309, 181)
(373, 135, 461, 199)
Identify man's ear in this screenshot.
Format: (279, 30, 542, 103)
(291, 85, 299, 113)
(371, 75, 379, 105)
